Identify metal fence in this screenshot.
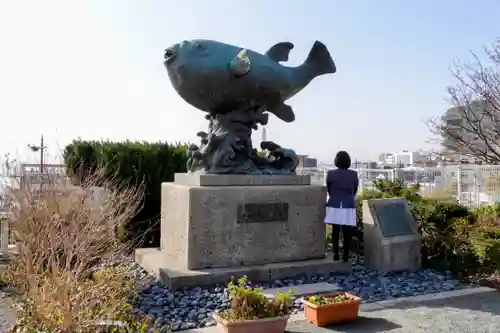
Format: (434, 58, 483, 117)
(0, 213, 9, 255)
(0, 164, 67, 255)
(298, 165, 500, 208)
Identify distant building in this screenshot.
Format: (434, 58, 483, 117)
(378, 150, 421, 167)
(395, 151, 419, 166)
(352, 161, 378, 169)
(379, 153, 396, 165)
(297, 155, 318, 168)
(19, 163, 66, 189)
(442, 101, 484, 149)
(441, 100, 498, 162)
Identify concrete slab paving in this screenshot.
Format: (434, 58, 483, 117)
(263, 282, 341, 299)
(188, 287, 498, 333)
(287, 289, 500, 333)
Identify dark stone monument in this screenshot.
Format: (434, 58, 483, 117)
(362, 198, 422, 272)
(163, 39, 337, 174)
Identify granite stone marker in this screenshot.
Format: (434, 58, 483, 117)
(362, 198, 421, 272)
(373, 200, 414, 237)
(135, 174, 351, 289)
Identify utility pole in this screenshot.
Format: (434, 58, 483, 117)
(28, 134, 46, 193)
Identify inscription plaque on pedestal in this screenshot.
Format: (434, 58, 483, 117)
(237, 202, 289, 223)
(372, 200, 414, 237)
(362, 198, 421, 272)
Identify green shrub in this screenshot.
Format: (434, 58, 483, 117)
(412, 199, 471, 229)
(307, 293, 355, 305)
(64, 140, 188, 247)
(218, 277, 294, 321)
(369, 179, 422, 202)
(412, 200, 475, 272)
(469, 225, 500, 269)
(473, 203, 500, 219)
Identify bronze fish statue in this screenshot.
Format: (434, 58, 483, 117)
(164, 39, 336, 122)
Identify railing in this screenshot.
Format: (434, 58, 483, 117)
(3, 165, 500, 251)
(298, 165, 500, 208)
(0, 213, 9, 255)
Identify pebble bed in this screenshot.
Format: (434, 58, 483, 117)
(131, 255, 473, 332)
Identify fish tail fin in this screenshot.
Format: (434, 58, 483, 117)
(303, 41, 337, 77)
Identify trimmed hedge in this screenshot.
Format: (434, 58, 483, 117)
(63, 140, 188, 247)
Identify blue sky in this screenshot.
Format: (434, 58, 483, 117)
(1, 1, 499, 164)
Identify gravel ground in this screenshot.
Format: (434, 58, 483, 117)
(131, 255, 476, 332)
(1, 254, 481, 332)
(286, 290, 500, 333)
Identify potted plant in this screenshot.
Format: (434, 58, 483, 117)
(213, 277, 294, 333)
(302, 292, 361, 326)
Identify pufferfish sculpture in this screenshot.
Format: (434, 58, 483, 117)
(162, 39, 337, 174)
(163, 39, 336, 122)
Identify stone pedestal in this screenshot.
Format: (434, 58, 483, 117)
(362, 198, 422, 272)
(135, 173, 350, 289)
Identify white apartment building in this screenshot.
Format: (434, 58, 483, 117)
(378, 150, 421, 166)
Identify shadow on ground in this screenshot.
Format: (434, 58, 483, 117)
(286, 316, 401, 333)
(381, 290, 500, 315)
(285, 290, 500, 332)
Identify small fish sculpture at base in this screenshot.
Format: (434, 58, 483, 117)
(163, 39, 336, 174)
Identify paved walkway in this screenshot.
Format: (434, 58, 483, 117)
(190, 287, 500, 333)
(0, 291, 15, 332)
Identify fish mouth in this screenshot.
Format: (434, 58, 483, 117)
(164, 45, 178, 65)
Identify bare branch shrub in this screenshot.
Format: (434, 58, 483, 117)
(428, 38, 500, 163)
(4, 169, 151, 332)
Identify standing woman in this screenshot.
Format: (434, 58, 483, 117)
(325, 151, 359, 262)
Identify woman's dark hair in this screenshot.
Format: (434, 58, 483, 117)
(334, 150, 351, 169)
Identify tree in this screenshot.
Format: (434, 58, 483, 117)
(428, 38, 500, 164)
(371, 179, 422, 201)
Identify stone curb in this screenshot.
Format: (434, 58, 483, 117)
(185, 286, 496, 332)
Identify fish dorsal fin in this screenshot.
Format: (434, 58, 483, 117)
(265, 42, 294, 62)
(229, 49, 251, 77)
(268, 103, 295, 122)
